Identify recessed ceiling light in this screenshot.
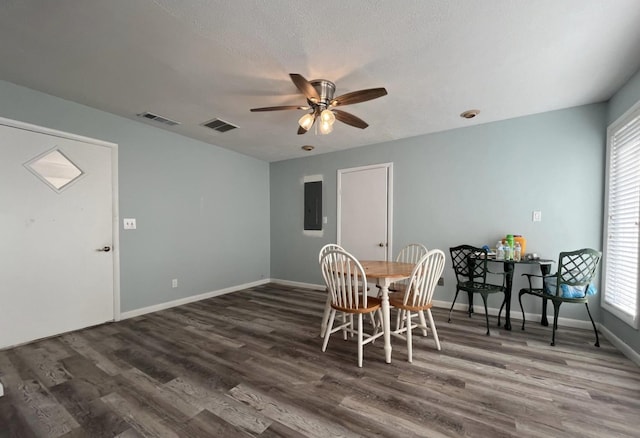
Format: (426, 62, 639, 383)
(301, 145, 314, 151)
(460, 109, 480, 119)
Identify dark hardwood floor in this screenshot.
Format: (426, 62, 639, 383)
(1, 283, 639, 437)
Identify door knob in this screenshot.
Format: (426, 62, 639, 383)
(97, 246, 111, 252)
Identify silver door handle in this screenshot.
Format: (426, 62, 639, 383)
(97, 246, 111, 252)
(378, 243, 385, 247)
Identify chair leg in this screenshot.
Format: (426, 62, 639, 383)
(342, 313, 348, 340)
(369, 312, 378, 331)
(373, 309, 383, 338)
(406, 310, 413, 363)
(585, 303, 600, 347)
(497, 297, 506, 327)
(426, 309, 441, 351)
(357, 313, 363, 368)
(518, 291, 526, 330)
(480, 292, 490, 336)
(320, 292, 332, 337)
(551, 301, 561, 346)
(349, 315, 354, 338)
(418, 311, 428, 336)
(395, 309, 405, 331)
(322, 309, 336, 352)
(448, 289, 461, 322)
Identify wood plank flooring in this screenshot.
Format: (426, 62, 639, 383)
(1, 283, 640, 437)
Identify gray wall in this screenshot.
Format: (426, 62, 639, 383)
(0, 80, 270, 312)
(603, 68, 640, 353)
(270, 104, 607, 321)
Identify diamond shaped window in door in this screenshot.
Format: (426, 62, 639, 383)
(25, 148, 84, 192)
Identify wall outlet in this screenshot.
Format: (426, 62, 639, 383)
(532, 210, 542, 222)
(437, 277, 444, 286)
(172, 278, 178, 288)
(123, 218, 137, 230)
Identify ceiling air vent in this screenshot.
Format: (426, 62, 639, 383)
(202, 118, 238, 133)
(137, 112, 180, 126)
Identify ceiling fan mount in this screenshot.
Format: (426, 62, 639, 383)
(306, 79, 335, 108)
(250, 73, 387, 135)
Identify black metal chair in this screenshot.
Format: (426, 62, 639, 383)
(448, 245, 506, 335)
(518, 248, 601, 346)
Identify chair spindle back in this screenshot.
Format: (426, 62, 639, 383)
(320, 249, 369, 311)
(402, 249, 446, 308)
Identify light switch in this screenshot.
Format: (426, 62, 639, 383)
(532, 211, 542, 222)
(123, 218, 137, 230)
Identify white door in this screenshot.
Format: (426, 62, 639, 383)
(0, 120, 116, 349)
(337, 163, 392, 260)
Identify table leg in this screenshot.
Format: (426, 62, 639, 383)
(379, 278, 392, 363)
(540, 263, 551, 326)
(503, 262, 514, 331)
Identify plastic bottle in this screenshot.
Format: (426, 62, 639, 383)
(506, 234, 515, 248)
(514, 241, 522, 262)
(496, 240, 505, 260)
(514, 235, 526, 255)
(504, 241, 512, 261)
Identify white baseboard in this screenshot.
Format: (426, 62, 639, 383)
(269, 278, 325, 290)
(120, 278, 271, 319)
(599, 324, 640, 367)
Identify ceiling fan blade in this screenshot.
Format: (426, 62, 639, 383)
(333, 109, 369, 129)
(330, 87, 387, 107)
(290, 73, 320, 103)
(297, 125, 308, 135)
(250, 105, 308, 112)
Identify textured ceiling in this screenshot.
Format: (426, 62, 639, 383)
(1, 0, 640, 162)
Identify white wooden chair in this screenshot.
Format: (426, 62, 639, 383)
(396, 243, 429, 264)
(377, 243, 428, 294)
(318, 243, 344, 337)
(390, 249, 446, 362)
(320, 248, 384, 367)
(375, 243, 428, 329)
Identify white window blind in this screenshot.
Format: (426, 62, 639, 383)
(603, 106, 640, 327)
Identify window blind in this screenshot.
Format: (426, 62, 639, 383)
(604, 108, 640, 325)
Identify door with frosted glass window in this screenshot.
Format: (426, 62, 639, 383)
(0, 120, 115, 349)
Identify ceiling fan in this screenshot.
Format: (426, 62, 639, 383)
(250, 73, 387, 135)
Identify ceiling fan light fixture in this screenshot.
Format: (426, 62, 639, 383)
(298, 113, 315, 131)
(320, 109, 336, 125)
(319, 120, 334, 135)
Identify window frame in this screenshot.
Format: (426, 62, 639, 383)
(602, 100, 640, 328)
